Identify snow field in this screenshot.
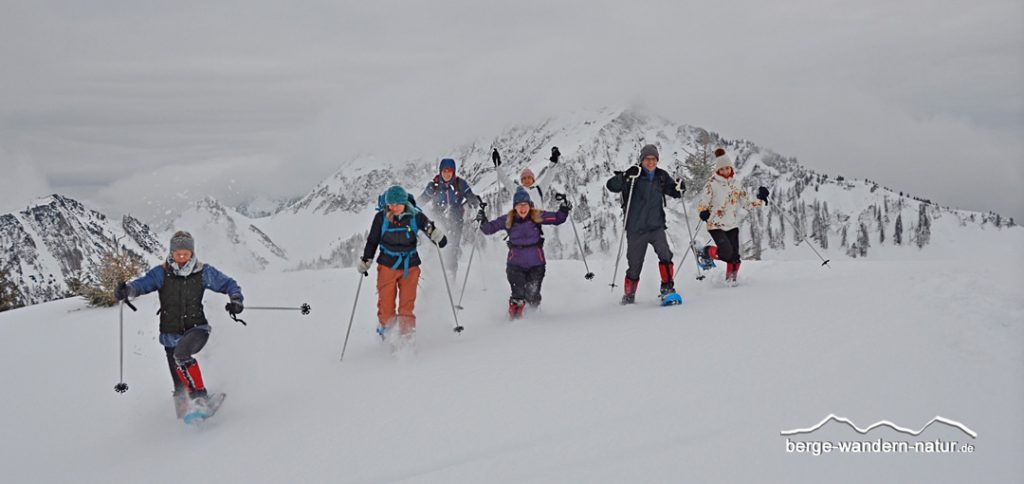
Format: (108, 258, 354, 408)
(0, 247, 1021, 483)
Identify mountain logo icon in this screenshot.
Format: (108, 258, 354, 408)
(781, 414, 976, 439)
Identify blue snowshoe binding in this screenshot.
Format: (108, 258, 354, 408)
(659, 283, 683, 306)
(693, 243, 716, 270)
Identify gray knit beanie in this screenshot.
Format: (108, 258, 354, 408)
(638, 144, 659, 162)
(169, 230, 195, 253)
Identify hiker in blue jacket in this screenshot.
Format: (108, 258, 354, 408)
(114, 230, 243, 419)
(421, 158, 481, 277)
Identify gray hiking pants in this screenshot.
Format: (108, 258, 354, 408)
(625, 228, 673, 281)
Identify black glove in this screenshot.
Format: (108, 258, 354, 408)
(225, 296, 244, 315)
(674, 179, 686, 194)
(114, 281, 129, 301)
(624, 165, 641, 178)
(559, 197, 573, 213)
(699, 210, 711, 221)
(549, 146, 561, 163)
(475, 208, 488, 223)
(492, 148, 501, 167)
(757, 186, 770, 204)
(437, 235, 448, 248)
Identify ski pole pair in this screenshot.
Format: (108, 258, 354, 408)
(455, 193, 595, 312)
(341, 234, 464, 362)
(114, 298, 311, 393)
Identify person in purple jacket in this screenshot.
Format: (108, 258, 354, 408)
(477, 187, 571, 319)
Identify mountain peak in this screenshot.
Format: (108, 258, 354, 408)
(1, 194, 164, 310)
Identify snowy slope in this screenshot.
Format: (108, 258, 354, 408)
(1, 245, 1021, 483)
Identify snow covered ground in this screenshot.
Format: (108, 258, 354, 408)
(1, 245, 1022, 483)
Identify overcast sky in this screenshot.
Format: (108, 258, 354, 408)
(1, 0, 1021, 221)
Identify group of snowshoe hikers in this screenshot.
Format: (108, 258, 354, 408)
(113, 144, 768, 420)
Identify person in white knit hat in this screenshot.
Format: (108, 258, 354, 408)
(493, 146, 562, 209)
(695, 148, 769, 283)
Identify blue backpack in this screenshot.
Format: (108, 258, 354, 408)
(376, 191, 420, 277)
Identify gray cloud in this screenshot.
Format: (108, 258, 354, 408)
(0, 144, 52, 213)
(1, 0, 1021, 221)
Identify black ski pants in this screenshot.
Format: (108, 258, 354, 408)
(507, 264, 546, 305)
(709, 228, 741, 264)
(625, 228, 673, 281)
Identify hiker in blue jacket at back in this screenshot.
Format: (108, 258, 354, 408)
(114, 230, 243, 419)
(421, 158, 481, 277)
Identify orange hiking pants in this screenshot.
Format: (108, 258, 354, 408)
(376, 264, 420, 332)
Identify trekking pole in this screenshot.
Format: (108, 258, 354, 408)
(456, 202, 487, 310)
(114, 299, 136, 393)
(228, 304, 310, 326)
(775, 205, 831, 267)
(555, 193, 595, 280)
(434, 239, 465, 333)
(339, 275, 364, 362)
(609, 169, 640, 290)
(245, 304, 312, 315)
(679, 202, 707, 281)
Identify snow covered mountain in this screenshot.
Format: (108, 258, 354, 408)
(167, 197, 289, 273)
(0, 194, 164, 308)
(5, 107, 1018, 310)
(241, 107, 1018, 270)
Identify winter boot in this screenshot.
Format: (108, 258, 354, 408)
(726, 261, 741, 283)
(173, 389, 189, 419)
(508, 298, 526, 320)
(175, 360, 208, 400)
(620, 277, 639, 305)
(658, 262, 675, 296)
(397, 315, 416, 335)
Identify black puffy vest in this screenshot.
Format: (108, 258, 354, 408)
(158, 266, 208, 334)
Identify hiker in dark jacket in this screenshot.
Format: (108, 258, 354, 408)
(359, 185, 447, 336)
(606, 144, 684, 304)
(115, 230, 243, 418)
(478, 187, 569, 319)
(421, 157, 481, 278)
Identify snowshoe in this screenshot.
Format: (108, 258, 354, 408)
(388, 330, 417, 358)
(693, 243, 716, 270)
(659, 292, 683, 306)
(183, 392, 226, 424)
(658, 282, 682, 305)
(620, 294, 636, 305)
